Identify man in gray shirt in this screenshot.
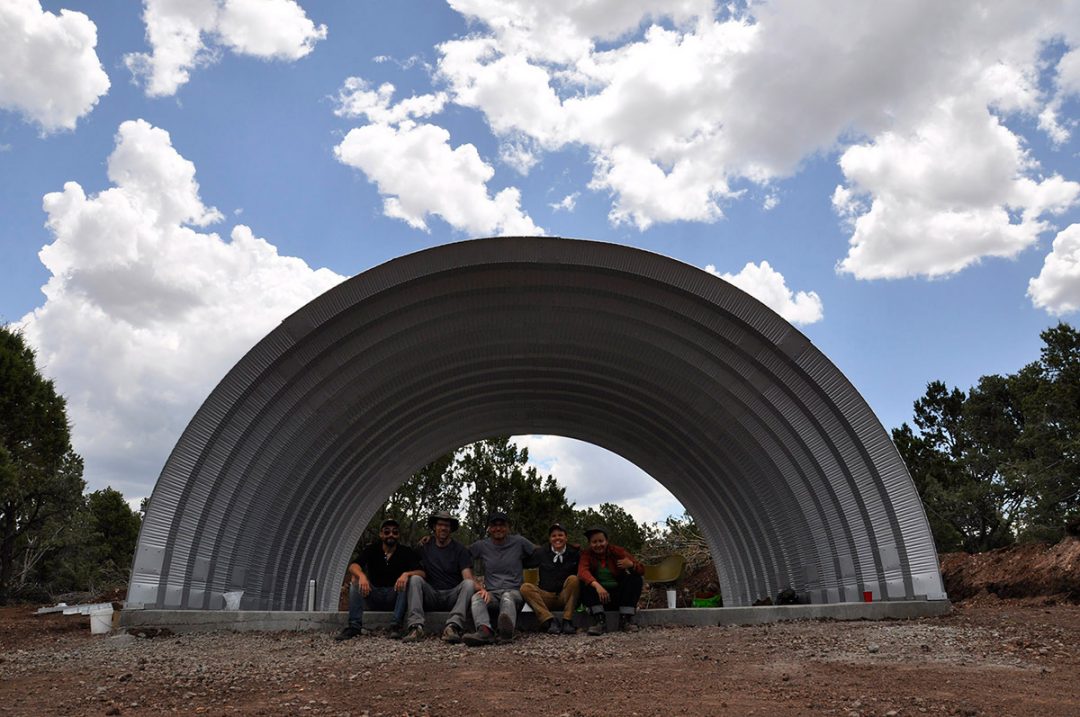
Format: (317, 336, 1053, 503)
(402, 511, 475, 643)
(462, 511, 534, 646)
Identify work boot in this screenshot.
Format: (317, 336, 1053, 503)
(497, 612, 515, 640)
(562, 618, 576, 635)
(462, 625, 494, 646)
(334, 626, 363, 641)
(387, 623, 404, 640)
(618, 613, 639, 633)
(401, 625, 424, 643)
(586, 613, 606, 636)
(441, 624, 463, 644)
(545, 618, 561, 635)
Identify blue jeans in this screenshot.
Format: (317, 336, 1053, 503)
(348, 583, 407, 629)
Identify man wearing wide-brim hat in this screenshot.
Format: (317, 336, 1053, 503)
(578, 524, 644, 635)
(401, 511, 476, 643)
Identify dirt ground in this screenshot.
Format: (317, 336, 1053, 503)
(2, 598, 1078, 717)
(4, 539, 1077, 716)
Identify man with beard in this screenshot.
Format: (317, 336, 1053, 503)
(462, 512, 533, 646)
(335, 518, 424, 641)
(401, 511, 476, 643)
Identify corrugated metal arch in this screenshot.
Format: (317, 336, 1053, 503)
(128, 237, 946, 610)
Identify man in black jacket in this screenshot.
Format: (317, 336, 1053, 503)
(521, 522, 580, 634)
(335, 518, 424, 641)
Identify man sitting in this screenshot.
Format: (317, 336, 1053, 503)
(401, 510, 476, 643)
(462, 512, 533, 646)
(335, 518, 424, 641)
(521, 522, 580, 634)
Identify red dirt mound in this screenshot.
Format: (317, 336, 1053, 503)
(940, 536, 1080, 602)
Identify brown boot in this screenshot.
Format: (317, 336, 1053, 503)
(586, 613, 606, 636)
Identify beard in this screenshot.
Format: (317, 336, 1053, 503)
(383, 537, 398, 548)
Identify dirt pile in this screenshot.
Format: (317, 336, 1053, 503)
(940, 537, 1080, 602)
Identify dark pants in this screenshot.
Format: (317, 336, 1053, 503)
(581, 573, 643, 615)
(347, 583, 407, 629)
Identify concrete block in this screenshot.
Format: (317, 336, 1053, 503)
(119, 599, 951, 634)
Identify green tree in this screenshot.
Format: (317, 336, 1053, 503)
(0, 327, 85, 603)
(571, 502, 652, 553)
(893, 380, 1015, 553)
(1012, 324, 1080, 539)
(86, 487, 142, 574)
(363, 452, 461, 546)
(896, 323, 1080, 550)
(358, 437, 576, 557)
(454, 436, 573, 544)
(33, 486, 142, 596)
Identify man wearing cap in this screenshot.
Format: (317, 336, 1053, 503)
(334, 518, 424, 641)
(401, 511, 476, 643)
(578, 525, 645, 635)
(462, 511, 533, 646)
(520, 522, 580, 634)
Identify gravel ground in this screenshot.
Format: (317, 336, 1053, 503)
(2, 600, 1078, 716)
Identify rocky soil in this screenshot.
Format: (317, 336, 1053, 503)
(2, 599, 1079, 716)
(5, 538, 1078, 716)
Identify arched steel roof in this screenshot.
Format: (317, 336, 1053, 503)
(129, 237, 945, 610)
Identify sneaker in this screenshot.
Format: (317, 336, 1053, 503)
(618, 614, 639, 633)
(441, 624, 463, 644)
(586, 613, 606, 636)
(562, 619, 577, 635)
(387, 623, 404, 640)
(497, 612, 515, 640)
(545, 618, 561, 635)
(401, 625, 424, 643)
(334, 626, 363, 642)
(462, 626, 494, 646)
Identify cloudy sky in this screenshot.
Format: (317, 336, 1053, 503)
(3, 1, 1079, 524)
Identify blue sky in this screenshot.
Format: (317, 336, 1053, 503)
(3, 1, 1079, 523)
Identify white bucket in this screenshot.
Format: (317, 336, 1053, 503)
(666, 589, 677, 609)
(89, 607, 113, 635)
(223, 591, 244, 610)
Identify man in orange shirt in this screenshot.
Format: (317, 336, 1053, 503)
(577, 525, 644, 635)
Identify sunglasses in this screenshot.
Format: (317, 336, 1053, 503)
(381, 528, 400, 535)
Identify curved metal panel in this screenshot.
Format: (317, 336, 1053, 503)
(129, 237, 946, 610)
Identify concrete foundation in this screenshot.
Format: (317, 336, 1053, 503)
(120, 600, 951, 635)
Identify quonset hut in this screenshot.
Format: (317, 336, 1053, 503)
(128, 237, 947, 611)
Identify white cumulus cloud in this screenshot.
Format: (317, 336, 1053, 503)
(333, 80, 542, 236)
(549, 193, 579, 212)
(1029, 224, 1080, 315)
(0, 0, 109, 131)
(835, 98, 1080, 279)
(514, 435, 685, 525)
(334, 78, 447, 124)
(434, 0, 1080, 281)
(125, 0, 326, 97)
(706, 261, 823, 325)
(19, 119, 345, 499)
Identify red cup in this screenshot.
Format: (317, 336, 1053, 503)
(863, 591, 873, 603)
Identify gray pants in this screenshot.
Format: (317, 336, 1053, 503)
(470, 588, 522, 631)
(406, 576, 475, 630)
